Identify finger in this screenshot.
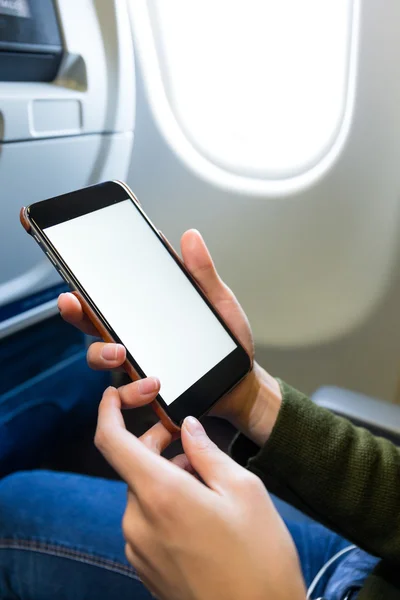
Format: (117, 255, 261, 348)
(181, 417, 239, 494)
(181, 230, 253, 356)
(181, 230, 229, 304)
(87, 342, 126, 370)
(139, 421, 174, 455)
(58, 292, 99, 336)
(119, 377, 160, 408)
(171, 453, 196, 475)
(95, 387, 174, 491)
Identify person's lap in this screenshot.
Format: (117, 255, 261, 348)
(0, 471, 151, 600)
(0, 470, 378, 600)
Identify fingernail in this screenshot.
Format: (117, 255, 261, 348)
(104, 386, 118, 404)
(184, 416, 204, 437)
(101, 344, 123, 361)
(57, 294, 64, 313)
(138, 377, 160, 395)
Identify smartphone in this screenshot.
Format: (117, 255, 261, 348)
(20, 181, 252, 431)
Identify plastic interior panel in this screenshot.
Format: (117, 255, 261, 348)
(0, 0, 136, 339)
(0, 0, 135, 142)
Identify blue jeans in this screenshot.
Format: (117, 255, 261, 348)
(0, 470, 378, 600)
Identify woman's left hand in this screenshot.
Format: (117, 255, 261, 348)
(95, 386, 306, 600)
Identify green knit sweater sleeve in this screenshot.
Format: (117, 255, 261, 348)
(232, 380, 400, 563)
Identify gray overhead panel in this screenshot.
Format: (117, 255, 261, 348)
(0, 0, 135, 339)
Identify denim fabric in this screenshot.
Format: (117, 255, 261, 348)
(0, 471, 378, 600)
(324, 548, 379, 600)
(289, 520, 378, 598)
(0, 471, 151, 600)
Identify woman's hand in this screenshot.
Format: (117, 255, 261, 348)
(58, 229, 282, 446)
(95, 386, 306, 600)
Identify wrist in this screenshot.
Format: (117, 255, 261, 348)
(228, 362, 282, 447)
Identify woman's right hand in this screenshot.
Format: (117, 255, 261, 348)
(58, 229, 282, 447)
(93, 386, 306, 600)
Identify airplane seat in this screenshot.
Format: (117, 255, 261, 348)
(0, 0, 135, 475)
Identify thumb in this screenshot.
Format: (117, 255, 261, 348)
(181, 417, 238, 494)
(181, 230, 227, 304)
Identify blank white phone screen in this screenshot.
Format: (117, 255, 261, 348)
(45, 199, 236, 405)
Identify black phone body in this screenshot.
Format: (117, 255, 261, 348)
(22, 181, 251, 427)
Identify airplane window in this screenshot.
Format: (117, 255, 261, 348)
(129, 0, 356, 194)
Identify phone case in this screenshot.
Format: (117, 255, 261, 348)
(19, 204, 181, 436)
(20, 206, 31, 233)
